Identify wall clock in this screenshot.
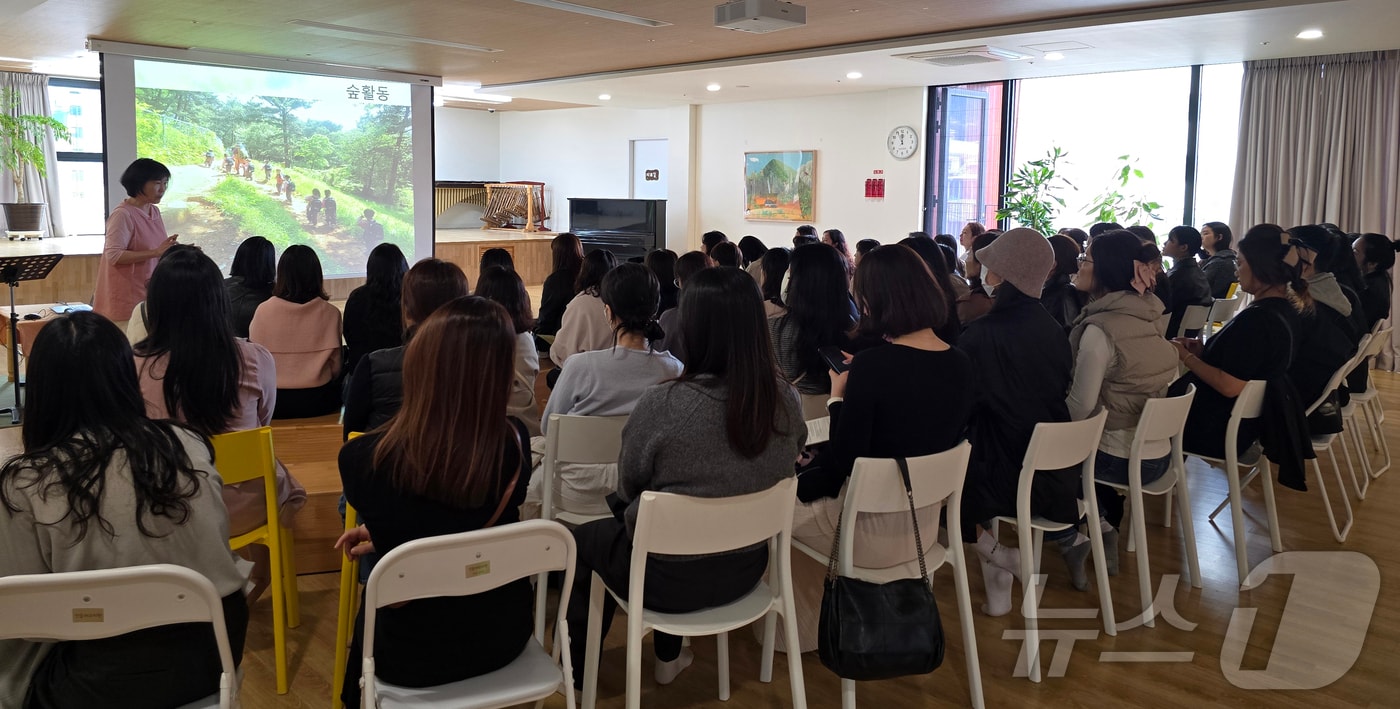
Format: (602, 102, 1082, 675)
(887, 125, 919, 160)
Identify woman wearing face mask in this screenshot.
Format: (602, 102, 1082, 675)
(957, 231, 1000, 327)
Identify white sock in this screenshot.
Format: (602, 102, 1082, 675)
(654, 648, 694, 686)
(979, 557, 1015, 616)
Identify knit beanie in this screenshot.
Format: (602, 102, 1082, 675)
(976, 227, 1052, 297)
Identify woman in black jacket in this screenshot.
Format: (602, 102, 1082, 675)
(343, 243, 408, 374)
(1041, 233, 1085, 332)
(1162, 226, 1213, 337)
(536, 232, 584, 347)
(224, 236, 275, 338)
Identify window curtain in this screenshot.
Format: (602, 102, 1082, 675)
(0, 71, 65, 238)
(1230, 50, 1400, 368)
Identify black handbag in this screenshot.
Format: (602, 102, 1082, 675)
(818, 457, 945, 681)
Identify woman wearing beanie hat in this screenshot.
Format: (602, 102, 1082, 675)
(958, 228, 1080, 616)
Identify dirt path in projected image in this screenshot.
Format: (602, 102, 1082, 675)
(273, 186, 367, 275)
(161, 163, 245, 268)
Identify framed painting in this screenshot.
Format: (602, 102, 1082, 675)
(744, 150, 816, 221)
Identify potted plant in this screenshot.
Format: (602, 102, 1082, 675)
(996, 146, 1075, 235)
(0, 87, 71, 236)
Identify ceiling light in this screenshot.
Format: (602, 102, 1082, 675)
(1044, 52, 1065, 61)
(1296, 28, 1323, 39)
(511, 0, 671, 27)
(707, 83, 722, 92)
(846, 71, 862, 79)
(289, 19, 501, 52)
(598, 93, 611, 100)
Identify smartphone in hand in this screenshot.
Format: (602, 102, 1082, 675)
(819, 345, 849, 374)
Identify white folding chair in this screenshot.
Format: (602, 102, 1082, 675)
(1098, 387, 1202, 627)
(1336, 334, 1375, 499)
(537, 414, 627, 639)
(993, 409, 1113, 683)
(1349, 326, 1392, 480)
(1203, 295, 1243, 337)
(791, 442, 984, 709)
(361, 520, 578, 709)
(581, 477, 806, 709)
(1192, 380, 1278, 586)
(0, 564, 239, 709)
(1178, 304, 1211, 336)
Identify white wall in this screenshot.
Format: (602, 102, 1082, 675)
(695, 88, 926, 251)
(433, 106, 500, 181)
(498, 106, 693, 251)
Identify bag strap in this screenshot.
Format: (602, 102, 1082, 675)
(824, 457, 930, 583)
(485, 422, 527, 528)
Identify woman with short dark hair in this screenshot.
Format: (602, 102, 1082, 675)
(1200, 221, 1238, 298)
(658, 251, 712, 361)
(710, 241, 742, 269)
(225, 236, 277, 338)
(249, 245, 344, 418)
(737, 235, 767, 269)
(343, 243, 409, 374)
(537, 233, 584, 343)
(476, 265, 542, 433)
(0, 311, 248, 708)
(479, 247, 515, 278)
(566, 266, 804, 688)
(94, 158, 180, 326)
(336, 297, 534, 708)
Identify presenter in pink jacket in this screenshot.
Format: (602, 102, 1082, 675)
(93, 158, 179, 326)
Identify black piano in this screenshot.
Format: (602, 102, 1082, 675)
(568, 198, 665, 262)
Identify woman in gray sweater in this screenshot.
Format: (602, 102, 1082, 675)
(566, 266, 806, 688)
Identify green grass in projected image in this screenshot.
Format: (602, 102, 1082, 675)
(135, 89, 413, 276)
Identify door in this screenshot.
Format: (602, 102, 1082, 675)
(630, 139, 667, 200)
(932, 87, 992, 240)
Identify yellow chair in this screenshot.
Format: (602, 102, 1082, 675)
(211, 426, 300, 695)
(332, 432, 363, 709)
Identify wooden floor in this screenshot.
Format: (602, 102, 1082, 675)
(235, 372, 1400, 708)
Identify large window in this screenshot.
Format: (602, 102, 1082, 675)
(926, 82, 1006, 240)
(48, 78, 105, 235)
(1193, 63, 1245, 226)
(1014, 67, 1193, 232)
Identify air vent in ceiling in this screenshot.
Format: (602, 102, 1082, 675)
(895, 46, 1031, 67)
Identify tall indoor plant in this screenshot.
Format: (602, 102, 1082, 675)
(997, 146, 1074, 235)
(0, 86, 71, 234)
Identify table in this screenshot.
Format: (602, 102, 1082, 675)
(0, 303, 68, 382)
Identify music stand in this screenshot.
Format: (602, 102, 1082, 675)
(0, 254, 63, 424)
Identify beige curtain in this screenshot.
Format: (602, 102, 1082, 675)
(0, 71, 65, 237)
(1231, 50, 1400, 367)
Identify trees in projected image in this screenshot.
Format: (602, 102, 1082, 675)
(134, 87, 413, 276)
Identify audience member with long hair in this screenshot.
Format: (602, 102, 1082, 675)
(1354, 232, 1398, 331)
(1042, 233, 1085, 331)
(1285, 226, 1361, 425)
(769, 243, 856, 419)
(760, 247, 791, 318)
(645, 248, 680, 315)
(566, 266, 805, 688)
(738, 235, 767, 271)
(550, 248, 618, 368)
(225, 235, 276, 338)
(823, 228, 855, 279)
(478, 247, 515, 279)
(525, 263, 681, 518)
(134, 245, 307, 590)
(959, 228, 1076, 615)
(537, 233, 584, 344)
(336, 297, 533, 707)
(476, 265, 542, 433)
(1066, 230, 1179, 582)
(343, 243, 408, 374)
(1162, 226, 1213, 337)
(0, 312, 248, 708)
(342, 259, 470, 438)
(1200, 221, 1238, 298)
(1171, 224, 1308, 459)
(249, 245, 344, 418)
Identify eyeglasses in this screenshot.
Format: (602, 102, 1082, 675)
(1077, 255, 1093, 265)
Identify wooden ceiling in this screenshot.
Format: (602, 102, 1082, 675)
(2, 0, 1230, 89)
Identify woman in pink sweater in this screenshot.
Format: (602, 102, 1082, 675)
(93, 158, 180, 325)
(249, 245, 344, 418)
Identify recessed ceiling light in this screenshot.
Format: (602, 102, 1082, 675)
(1044, 51, 1066, 61)
(846, 71, 863, 79)
(1296, 28, 1323, 39)
(598, 93, 611, 100)
(706, 83, 721, 92)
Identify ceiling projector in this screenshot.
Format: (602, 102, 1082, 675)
(715, 0, 806, 34)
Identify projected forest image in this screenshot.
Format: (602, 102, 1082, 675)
(134, 62, 414, 276)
